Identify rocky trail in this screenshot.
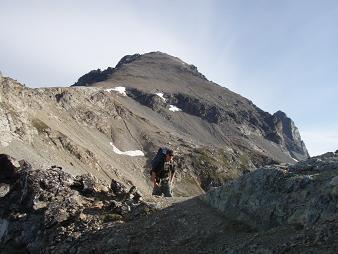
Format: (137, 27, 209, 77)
(78, 196, 254, 254)
(73, 195, 337, 254)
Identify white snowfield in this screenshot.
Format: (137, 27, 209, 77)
(109, 142, 144, 156)
(169, 105, 182, 112)
(155, 92, 167, 102)
(105, 87, 127, 96)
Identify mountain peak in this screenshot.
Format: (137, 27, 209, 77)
(72, 51, 206, 87)
(115, 53, 141, 69)
(114, 51, 187, 69)
(271, 110, 309, 160)
(273, 110, 288, 119)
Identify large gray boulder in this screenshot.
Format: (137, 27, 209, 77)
(204, 152, 338, 230)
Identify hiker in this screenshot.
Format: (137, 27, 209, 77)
(150, 147, 176, 197)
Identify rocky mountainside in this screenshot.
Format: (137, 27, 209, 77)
(73, 51, 308, 161)
(0, 52, 308, 197)
(0, 152, 336, 253)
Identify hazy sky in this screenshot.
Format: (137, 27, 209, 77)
(1, 0, 337, 156)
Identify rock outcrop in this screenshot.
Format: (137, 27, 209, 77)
(0, 156, 152, 254)
(72, 54, 141, 87)
(267, 110, 309, 161)
(204, 152, 338, 251)
(71, 68, 115, 87)
(0, 154, 20, 184)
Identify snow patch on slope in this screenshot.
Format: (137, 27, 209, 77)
(169, 105, 182, 112)
(155, 92, 166, 102)
(105, 87, 127, 96)
(109, 142, 144, 156)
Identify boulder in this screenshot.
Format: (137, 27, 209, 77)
(110, 179, 127, 197)
(0, 154, 19, 183)
(75, 174, 108, 194)
(204, 153, 338, 230)
(0, 183, 10, 198)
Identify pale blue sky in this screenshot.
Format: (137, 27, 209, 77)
(1, 0, 337, 156)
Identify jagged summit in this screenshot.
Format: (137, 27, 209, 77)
(271, 110, 309, 160)
(273, 110, 288, 118)
(115, 53, 141, 69)
(72, 51, 207, 88)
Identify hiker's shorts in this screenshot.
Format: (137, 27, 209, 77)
(152, 179, 172, 197)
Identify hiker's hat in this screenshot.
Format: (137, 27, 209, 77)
(166, 149, 174, 156)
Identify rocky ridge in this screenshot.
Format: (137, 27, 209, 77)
(203, 152, 338, 252)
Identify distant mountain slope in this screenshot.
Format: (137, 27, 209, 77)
(73, 51, 309, 162)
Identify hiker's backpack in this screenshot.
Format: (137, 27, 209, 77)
(150, 147, 168, 174)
